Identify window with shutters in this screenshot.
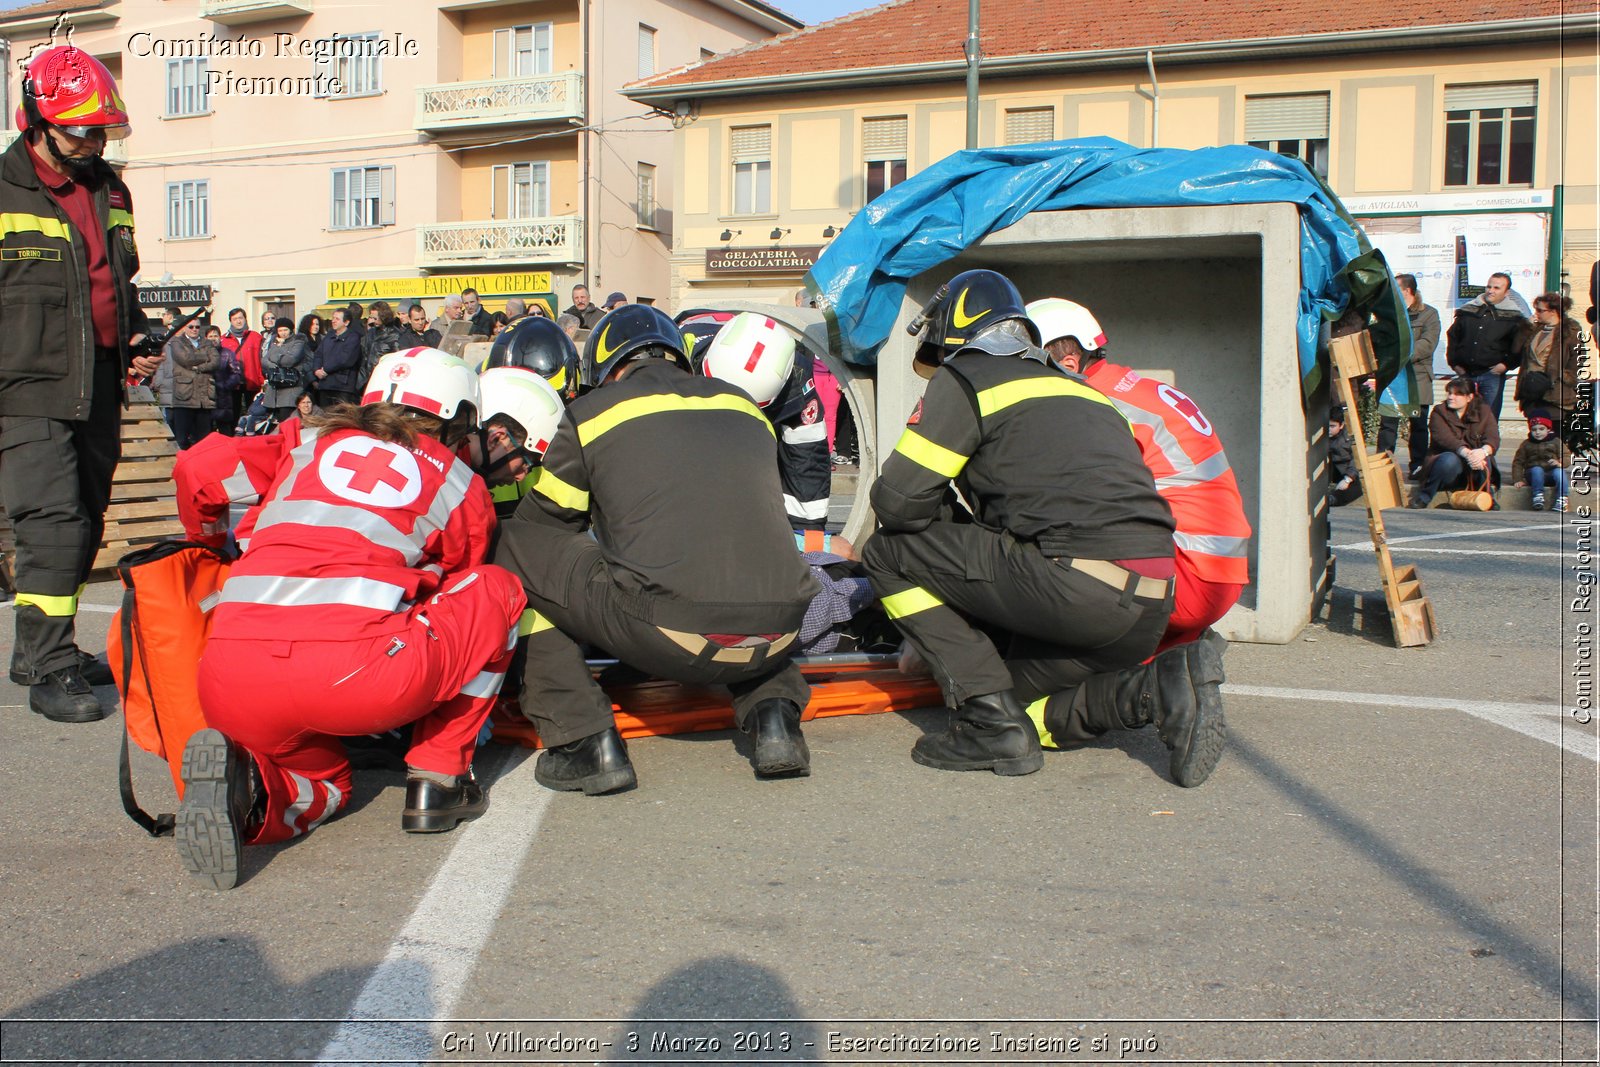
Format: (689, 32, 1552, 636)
(165, 58, 210, 117)
(1443, 82, 1536, 187)
(1245, 93, 1329, 178)
(863, 115, 908, 202)
(636, 163, 657, 228)
(165, 180, 209, 240)
(637, 24, 657, 79)
(330, 166, 396, 230)
(494, 23, 553, 78)
(731, 124, 772, 215)
(491, 162, 549, 220)
(1004, 107, 1054, 145)
(313, 32, 382, 98)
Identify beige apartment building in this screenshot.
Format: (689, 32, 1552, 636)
(627, 0, 1600, 323)
(0, 0, 797, 324)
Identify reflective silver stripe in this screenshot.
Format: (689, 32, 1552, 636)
(1112, 399, 1231, 491)
(459, 669, 505, 699)
(1154, 448, 1233, 490)
(252, 499, 427, 565)
(782, 420, 828, 445)
(220, 574, 408, 612)
(414, 454, 478, 547)
(784, 493, 831, 520)
(1174, 531, 1251, 558)
(221, 462, 257, 505)
(283, 771, 314, 834)
(314, 780, 343, 830)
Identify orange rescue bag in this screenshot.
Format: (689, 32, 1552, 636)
(107, 541, 232, 836)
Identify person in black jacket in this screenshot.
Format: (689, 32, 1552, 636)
(400, 303, 442, 349)
(359, 301, 405, 383)
(1445, 272, 1528, 422)
(0, 46, 151, 722)
(494, 304, 820, 794)
(1326, 405, 1362, 506)
(863, 270, 1223, 787)
(314, 308, 365, 406)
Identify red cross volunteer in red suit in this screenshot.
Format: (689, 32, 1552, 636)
(1026, 299, 1251, 652)
(1, 46, 151, 723)
(170, 348, 527, 891)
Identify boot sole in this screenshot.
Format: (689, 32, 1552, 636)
(175, 729, 242, 891)
(754, 737, 811, 778)
(534, 763, 637, 796)
(1171, 687, 1227, 788)
(402, 803, 487, 833)
(911, 746, 1043, 776)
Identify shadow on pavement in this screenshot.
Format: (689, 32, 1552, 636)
(605, 956, 823, 1063)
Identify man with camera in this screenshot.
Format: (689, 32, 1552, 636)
(1, 46, 152, 723)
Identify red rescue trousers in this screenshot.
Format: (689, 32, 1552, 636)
(1156, 547, 1244, 654)
(196, 566, 525, 845)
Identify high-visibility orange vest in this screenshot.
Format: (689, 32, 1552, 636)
(1084, 359, 1252, 585)
(107, 541, 232, 836)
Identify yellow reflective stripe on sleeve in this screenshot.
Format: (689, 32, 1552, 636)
(517, 609, 555, 637)
(1025, 695, 1059, 750)
(892, 428, 969, 478)
(976, 376, 1130, 429)
(14, 591, 79, 617)
(106, 209, 135, 230)
(532, 468, 589, 512)
(577, 393, 776, 446)
(880, 586, 944, 620)
(0, 212, 72, 242)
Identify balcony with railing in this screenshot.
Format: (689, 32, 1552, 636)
(201, 0, 313, 24)
(0, 130, 128, 167)
(417, 216, 583, 269)
(415, 72, 583, 132)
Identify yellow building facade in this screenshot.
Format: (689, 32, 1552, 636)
(628, 5, 1599, 322)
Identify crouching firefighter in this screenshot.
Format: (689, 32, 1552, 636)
(171, 348, 528, 890)
(494, 304, 820, 794)
(863, 270, 1221, 785)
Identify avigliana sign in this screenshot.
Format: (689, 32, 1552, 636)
(327, 272, 553, 301)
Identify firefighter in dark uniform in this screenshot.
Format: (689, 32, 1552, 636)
(693, 311, 833, 535)
(863, 270, 1225, 786)
(1, 46, 151, 723)
(494, 304, 820, 794)
(478, 315, 580, 516)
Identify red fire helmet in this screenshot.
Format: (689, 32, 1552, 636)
(16, 45, 131, 139)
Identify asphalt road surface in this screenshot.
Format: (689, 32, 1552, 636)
(1, 505, 1594, 1066)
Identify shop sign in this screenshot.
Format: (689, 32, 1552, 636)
(705, 246, 824, 274)
(137, 284, 213, 308)
(327, 272, 553, 301)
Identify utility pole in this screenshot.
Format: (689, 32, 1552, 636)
(964, 0, 980, 148)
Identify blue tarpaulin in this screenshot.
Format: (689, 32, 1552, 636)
(805, 137, 1411, 403)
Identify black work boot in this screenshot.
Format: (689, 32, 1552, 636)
(745, 698, 810, 778)
(76, 649, 114, 687)
(1151, 629, 1228, 787)
(28, 666, 107, 723)
(912, 691, 1044, 776)
(175, 729, 262, 891)
(534, 727, 637, 795)
(402, 771, 488, 833)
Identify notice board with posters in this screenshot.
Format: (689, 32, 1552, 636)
(1347, 190, 1553, 377)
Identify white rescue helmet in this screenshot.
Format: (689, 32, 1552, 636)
(478, 367, 565, 456)
(362, 347, 481, 420)
(1025, 298, 1107, 352)
(699, 312, 796, 407)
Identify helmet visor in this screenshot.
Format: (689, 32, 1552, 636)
(55, 122, 131, 141)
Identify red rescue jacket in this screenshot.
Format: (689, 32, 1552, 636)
(1084, 359, 1251, 585)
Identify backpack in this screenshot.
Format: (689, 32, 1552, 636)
(107, 541, 232, 836)
(214, 345, 245, 395)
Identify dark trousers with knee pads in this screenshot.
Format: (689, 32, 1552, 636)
(862, 522, 1170, 732)
(1, 359, 122, 678)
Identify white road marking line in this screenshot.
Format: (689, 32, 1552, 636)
(316, 748, 550, 1064)
(1224, 684, 1596, 763)
(1332, 523, 1556, 550)
(1336, 547, 1562, 557)
(75, 603, 120, 615)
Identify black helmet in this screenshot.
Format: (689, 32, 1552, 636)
(911, 269, 1040, 378)
(484, 316, 580, 400)
(582, 304, 688, 388)
(675, 312, 732, 375)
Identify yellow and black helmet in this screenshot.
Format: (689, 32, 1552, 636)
(484, 316, 580, 400)
(581, 304, 688, 388)
(911, 269, 1040, 378)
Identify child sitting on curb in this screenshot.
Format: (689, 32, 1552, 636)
(1513, 413, 1570, 512)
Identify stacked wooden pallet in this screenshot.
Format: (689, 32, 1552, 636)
(94, 401, 183, 571)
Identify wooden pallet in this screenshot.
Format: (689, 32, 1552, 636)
(0, 401, 184, 578)
(1329, 332, 1436, 647)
